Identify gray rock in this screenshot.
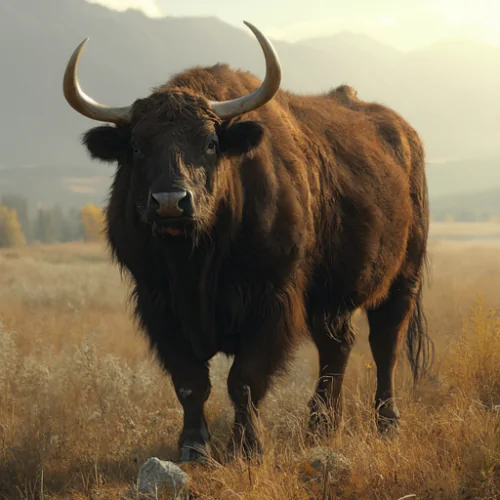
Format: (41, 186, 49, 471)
(137, 457, 190, 498)
(300, 446, 352, 485)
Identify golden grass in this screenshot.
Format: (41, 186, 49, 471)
(0, 228, 500, 499)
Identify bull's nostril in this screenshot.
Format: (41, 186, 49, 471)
(151, 191, 187, 206)
(177, 190, 192, 213)
(151, 191, 188, 217)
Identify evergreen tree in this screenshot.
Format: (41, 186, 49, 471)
(67, 207, 85, 241)
(34, 206, 58, 244)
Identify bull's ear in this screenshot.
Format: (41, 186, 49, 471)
(218, 120, 265, 157)
(82, 125, 131, 163)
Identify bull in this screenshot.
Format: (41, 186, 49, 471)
(62, 21, 433, 463)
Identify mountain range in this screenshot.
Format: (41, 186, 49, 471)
(1, 0, 499, 216)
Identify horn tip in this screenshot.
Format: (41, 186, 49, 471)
(69, 38, 90, 61)
(242, 20, 255, 30)
(74, 38, 90, 53)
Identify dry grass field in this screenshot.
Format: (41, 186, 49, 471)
(1, 222, 500, 499)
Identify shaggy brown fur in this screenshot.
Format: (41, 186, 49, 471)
(80, 63, 433, 462)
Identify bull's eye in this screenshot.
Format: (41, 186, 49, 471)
(206, 139, 218, 155)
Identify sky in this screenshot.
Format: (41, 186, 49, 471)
(86, 0, 500, 50)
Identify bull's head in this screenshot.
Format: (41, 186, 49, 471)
(62, 22, 281, 236)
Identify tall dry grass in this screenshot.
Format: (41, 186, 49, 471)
(0, 233, 500, 499)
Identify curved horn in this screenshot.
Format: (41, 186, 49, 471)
(63, 38, 132, 124)
(209, 21, 282, 120)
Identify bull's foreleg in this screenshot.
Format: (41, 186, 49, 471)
(172, 357, 212, 463)
(226, 353, 268, 460)
(136, 291, 212, 463)
(154, 343, 212, 463)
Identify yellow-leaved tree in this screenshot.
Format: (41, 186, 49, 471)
(80, 204, 106, 242)
(0, 204, 26, 248)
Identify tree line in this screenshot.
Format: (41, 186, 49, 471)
(0, 194, 105, 248)
(2, 192, 499, 249)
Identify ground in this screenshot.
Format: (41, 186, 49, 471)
(0, 221, 500, 499)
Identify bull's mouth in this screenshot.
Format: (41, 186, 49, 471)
(151, 218, 194, 236)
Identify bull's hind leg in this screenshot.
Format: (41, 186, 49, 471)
(307, 315, 356, 435)
(366, 275, 422, 432)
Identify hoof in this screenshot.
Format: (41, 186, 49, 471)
(227, 437, 263, 463)
(376, 406, 400, 435)
(307, 399, 340, 441)
(178, 441, 211, 464)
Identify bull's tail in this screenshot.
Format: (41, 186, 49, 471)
(406, 268, 434, 384)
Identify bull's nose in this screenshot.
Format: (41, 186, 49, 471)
(151, 190, 190, 218)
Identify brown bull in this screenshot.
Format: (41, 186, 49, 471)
(62, 21, 433, 463)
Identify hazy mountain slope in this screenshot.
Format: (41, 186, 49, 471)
(301, 33, 500, 163)
(427, 157, 500, 199)
(430, 187, 500, 221)
(0, 0, 499, 211)
(0, 164, 110, 211)
(301, 31, 402, 64)
(394, 39, 500, 162)
(0, 0, 375, 170)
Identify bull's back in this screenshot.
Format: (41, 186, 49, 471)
(282, 88, 424, 312)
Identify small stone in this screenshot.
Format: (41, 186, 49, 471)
(137, 457, 190, 498)
(300, 446, 352, 486)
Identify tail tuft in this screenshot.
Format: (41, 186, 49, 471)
(406, 280, 434, 384)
